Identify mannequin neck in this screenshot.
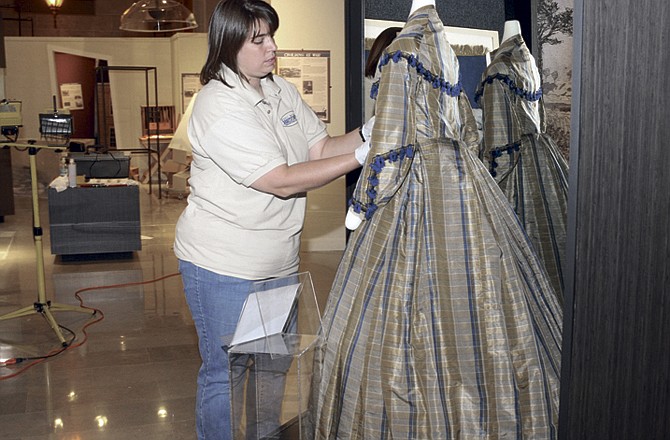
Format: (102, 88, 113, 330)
(410, 0, 435, 16)
(502, 20, 521, 43)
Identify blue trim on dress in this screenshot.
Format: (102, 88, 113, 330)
(357, 50, 462, 221)
(488, 141, 521, 177)
(349, 144, 415, 220)
(372, 50, 463, 98)
(474, 73, 543, 104)
(370, 80, 380, 100)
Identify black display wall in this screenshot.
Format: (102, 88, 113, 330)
(365, 0, 504, 33)
(559, 0, 670, 437)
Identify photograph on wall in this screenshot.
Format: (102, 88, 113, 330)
(275, 50, 331, 122)
(182, 73, 203, 113)
(60, 83, 84, 110)
(538, 0, 574, 159)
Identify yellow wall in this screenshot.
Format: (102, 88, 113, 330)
(273, 0, 348, 251)
(4, 0, 348, 251)
(5, 36, 175, 151)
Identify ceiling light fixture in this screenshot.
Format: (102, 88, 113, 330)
(44, 0, 64, 29)
(120, 0, 198, 33)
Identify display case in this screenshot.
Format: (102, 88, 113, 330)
(48, 185, 141, 255)
(70, 152, 131, 179)
(225, 272, 323, 440)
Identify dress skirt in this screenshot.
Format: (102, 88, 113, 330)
(312, 137, 562, 439)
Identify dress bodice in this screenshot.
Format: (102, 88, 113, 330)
(351, 6, 478, 222)
(476, 36, 545, 154)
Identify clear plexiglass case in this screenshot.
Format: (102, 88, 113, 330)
(224, 272, 323, 439)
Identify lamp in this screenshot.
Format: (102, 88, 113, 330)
(45, 0, 64, 28)
(120, 0, 198, 33)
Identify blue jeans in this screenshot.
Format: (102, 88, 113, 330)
(179, 260, 293, 440)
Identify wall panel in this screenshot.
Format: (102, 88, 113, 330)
(559, 0, 670, 438)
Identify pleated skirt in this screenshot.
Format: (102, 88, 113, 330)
(497, 133, 569, 301)
(311, 138, 563, 440)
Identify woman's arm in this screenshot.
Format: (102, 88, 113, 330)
(309, 128, 364, 160)
(251, 123, 372, 198)
(250, 149, 360, 198)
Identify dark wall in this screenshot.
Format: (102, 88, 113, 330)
(0, 11, 5, 68)
(364, 0, 532, 47)
(365, 0, 505, 33)
(559, 0, 670, 438)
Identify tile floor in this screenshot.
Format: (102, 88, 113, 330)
(0, 175, 342, 439)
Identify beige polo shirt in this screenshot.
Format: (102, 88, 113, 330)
(174, 66, 328, 279)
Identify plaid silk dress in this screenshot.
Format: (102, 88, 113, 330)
(312, 7, 562, 439)
(475, 35, 569, 299)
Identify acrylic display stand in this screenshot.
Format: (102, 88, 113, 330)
(224, 272, 323, 440)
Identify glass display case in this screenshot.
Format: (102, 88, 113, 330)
(224, 272, 323, 440)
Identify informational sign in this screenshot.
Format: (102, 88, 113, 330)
(231, 283, 300, 347)
(275, 50, 331, 122)
(60, 83, 84, 110)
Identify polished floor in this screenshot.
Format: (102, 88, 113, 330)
(0, 173, 342, 439)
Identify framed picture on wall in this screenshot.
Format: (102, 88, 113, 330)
(181, 73, 203, 113)
(60, 83, 84, 110)
(275, 50, 331, 122)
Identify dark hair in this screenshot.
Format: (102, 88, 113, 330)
(365, 27, 402, 78)
(200, 0, 279, 87)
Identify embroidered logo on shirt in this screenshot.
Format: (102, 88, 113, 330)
(281, 112, 298, 127)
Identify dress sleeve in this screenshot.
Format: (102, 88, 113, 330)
(348, 50, 417, 222)
(539, 95, 548, 134)
(478, 72, 522, 181)
(457, 91, 481, 155)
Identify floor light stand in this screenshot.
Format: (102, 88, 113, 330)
(0, 141, 94, 346)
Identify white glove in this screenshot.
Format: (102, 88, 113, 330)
(354, 139, 370, 165)
(360, 115, 376, 141)
(345, 207, 364, 230)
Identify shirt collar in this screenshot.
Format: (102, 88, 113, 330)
(219, 63, 282, 107)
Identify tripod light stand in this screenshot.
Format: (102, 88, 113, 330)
(0, 137, 94, 346)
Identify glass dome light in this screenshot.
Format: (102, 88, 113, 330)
(120, 0, 198, 33)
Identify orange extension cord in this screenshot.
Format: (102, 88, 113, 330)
(0, 272, 180, 380)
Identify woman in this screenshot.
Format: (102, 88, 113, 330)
(364, 27, 402, 79)
(173, 1, 370, 438)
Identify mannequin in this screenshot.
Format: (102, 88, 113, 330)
(476, 15, 569, 298)
(501, 19, 521, 43)
(345, 0, 437, 231)
(313, 2, 562, 437)
(409, 0, 435, 15)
